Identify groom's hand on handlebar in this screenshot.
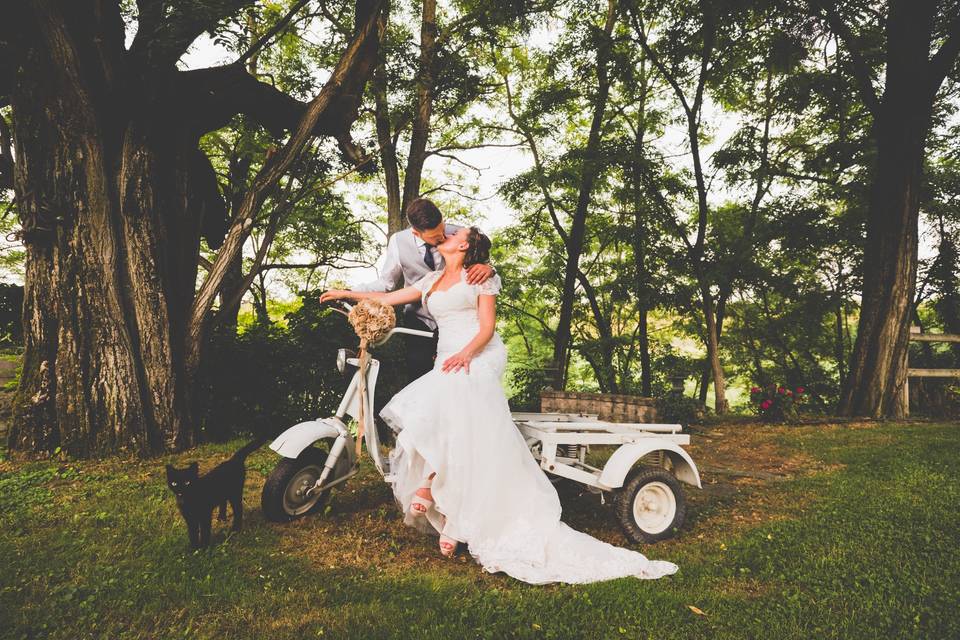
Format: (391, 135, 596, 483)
(465, 263, 494, 285)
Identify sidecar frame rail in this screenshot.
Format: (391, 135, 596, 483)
(512, 412, 700, 492)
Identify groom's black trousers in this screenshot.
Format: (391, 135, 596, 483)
(372, 308, 438, 447)
(401, 308, 440, 380)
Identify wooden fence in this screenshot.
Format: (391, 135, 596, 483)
(903, 325, 960, 416)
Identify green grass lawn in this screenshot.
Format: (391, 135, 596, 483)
(1, 420, 958, 639)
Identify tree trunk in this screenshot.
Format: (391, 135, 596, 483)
(371, 0, 403, 234)
(218, 253, 246, 329)
(838, 0, 939, 418)
(630, 57, 652, 397)
(577, 273, 619, 393)
(697, 362, 710, 405)
(630, 3, 726, 411)
(401, 0, 437, 214)
(216, 150, 253, 330)
(373, 57, 403, 234)
(932, 233, 960, 364)
(552, 0, 617, 389)
(833, 264, 848, 388)
(700, 286, 729, 413)
(6, 8, 200, 455)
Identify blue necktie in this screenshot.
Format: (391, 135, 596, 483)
(422, 243, 436, 270)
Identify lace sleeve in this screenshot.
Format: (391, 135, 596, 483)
(413, 270, 441, 293)
(477, 273, 502, 296)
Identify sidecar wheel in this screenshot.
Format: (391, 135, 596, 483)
(615, 466, 686, 544)
(262, 447, 337, 522)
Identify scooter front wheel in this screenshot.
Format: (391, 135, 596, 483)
(262, 446, 339, 522)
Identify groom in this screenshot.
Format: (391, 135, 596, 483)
(354, 197, 496, 379)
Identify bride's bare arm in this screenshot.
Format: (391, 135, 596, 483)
(441, 295, 496, 374)
(319, 286, 421, 306)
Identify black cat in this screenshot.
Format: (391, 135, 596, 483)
(166, 436, 268, 549)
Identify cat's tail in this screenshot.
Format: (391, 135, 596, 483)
(232, 434, 270, 463)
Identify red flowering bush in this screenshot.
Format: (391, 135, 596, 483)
(749, 383, 805, 422)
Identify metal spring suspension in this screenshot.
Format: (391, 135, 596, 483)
(557, 444, 582, 460)
(643, 450, 665, 467)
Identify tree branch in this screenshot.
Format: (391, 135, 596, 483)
(131, 0, 255, 67)
(810, 0, 881, 116)
(133, 0, 165, 47)
(256, 258, 371, 272)
(498, 61, 569, 248)
(627, 8, 694, 119)
(928, 8, 960, 93)
(317, 0, 353, 36)
(428, 140, 525, 154)
(175, 63, 311, 137)
(501, 301, 556, 337)
(426, 151, 484, 177)
(236, 0, 312, 66)
(176, 62, 373, 167)
(187, 0, 385, 366)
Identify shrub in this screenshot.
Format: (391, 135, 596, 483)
(507, 365, 553, 411)
(196, 293, 409, 442)
(655, 394, 708, 427)
(749, 383, 806, 422)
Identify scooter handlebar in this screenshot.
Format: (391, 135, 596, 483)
(325, 300, 432, 341)
(388, 327, 435, 339)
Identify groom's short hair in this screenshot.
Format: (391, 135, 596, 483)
(406, 198, 443, 231)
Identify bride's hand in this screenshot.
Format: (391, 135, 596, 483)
(442, 350, 474, 374)
(319, 289, 348, 303)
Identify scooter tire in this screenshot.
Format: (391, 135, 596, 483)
(261, 447, 333, 522)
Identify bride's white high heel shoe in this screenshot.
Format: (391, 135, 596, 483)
(409, 474, 435, 518)
(439, 513, 462, 558)
(439, 533, 459, 557)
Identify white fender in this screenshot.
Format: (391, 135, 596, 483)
(598, 441, 702, 490)
(269, 418, 345, 459)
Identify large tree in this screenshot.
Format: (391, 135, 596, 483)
(810, 0, 960, 417)
(1, 0, 385, 457)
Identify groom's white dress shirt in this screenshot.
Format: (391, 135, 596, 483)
(354, 223, 462, 330)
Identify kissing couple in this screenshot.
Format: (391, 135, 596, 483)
(320, 197, 678, 585)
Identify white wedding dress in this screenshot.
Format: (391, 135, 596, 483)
(380, 268, 679, 584)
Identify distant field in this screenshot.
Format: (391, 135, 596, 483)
(2, 420, 958, 639)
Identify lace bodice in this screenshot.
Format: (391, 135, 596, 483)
(413, 269, 503, 360)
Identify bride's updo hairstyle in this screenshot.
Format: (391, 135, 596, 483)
(464, 226, 491, 267)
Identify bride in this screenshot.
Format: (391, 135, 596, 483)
(320, 226, 678, 584)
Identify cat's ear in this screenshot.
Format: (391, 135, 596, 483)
(188, 462, 199, 473)
(165, 464, 174, 475)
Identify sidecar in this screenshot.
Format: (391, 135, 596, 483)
(512, 412, 701, 543)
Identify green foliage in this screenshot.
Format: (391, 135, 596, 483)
(197, 297, 352, 440)
(655, 393, 708, 426)
(506, 365, 553, 411)
(197, 292, 413, 441)
(0, 282, 23, 345)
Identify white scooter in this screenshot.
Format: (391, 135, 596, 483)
(260, 302, 702, 543)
